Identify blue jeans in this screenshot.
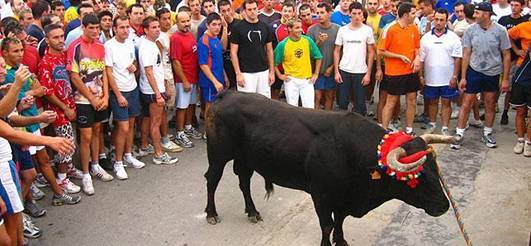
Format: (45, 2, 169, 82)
(337, 70, 366, 115)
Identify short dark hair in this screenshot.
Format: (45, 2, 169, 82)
(397, 2, 414, 18)
(201, 0, 215, 8)
(178, 6, 191, 12)
(113, 15, 129, 27)
(142, 15, 159, 29)
(41, 15, 54, 27)
(127, 3, 144, 15)
(44, 23, 62, 36)
(348, 1, 363, 12)
(453, 0, 465, 8)
(98, 10, 113, 21)
(77, 3, 94, 15)
(1, 37, 22, 51)
(32, 0, 50, 19)
(82, 13, 99, 26)
(316, 2, 333, 12)
(299, 3, 311, 12)
(434, 7, 449, 19)
(156, 7, 171, 18)
(242, 0, 257, 10)
(70, 0, 81, 7)
(51, 1, 64, 11)
(419, 0, 435, 7)
(510, 0, 525, 6)
(464, 3, 475, 19)
(218, 0, 231, 10)
(282, 2, 295, 11)
(1, 17, 18, 32)
(206, 12, 221, 25)
(3, 22, 24, 37)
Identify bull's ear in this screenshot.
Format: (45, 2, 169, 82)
(370, 169, 382, 180)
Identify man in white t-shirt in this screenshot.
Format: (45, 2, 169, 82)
(138, 16, 179, 165)
(333, 1, 375, 116)
(493, 0, 512, 21)
(419, 8, 462, 136)
(105, 15, 146, 180)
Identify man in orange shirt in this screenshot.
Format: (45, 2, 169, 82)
(378, 2, 421, 135)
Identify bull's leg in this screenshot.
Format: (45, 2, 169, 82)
(204, 162, 226, 225)
(332, 212, 348, 246)
(234, 163, 262, 223)
(311, 195, 334, 246)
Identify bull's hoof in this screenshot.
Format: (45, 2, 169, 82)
(247, 214, 263, 223)
(334, 240, 349, 246)
(206, 216, 221, 225)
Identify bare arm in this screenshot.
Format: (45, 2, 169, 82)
(8, 114, 44, 127)
(200, 64, 224, 92)
(500, 49, 511, 92)
(230, 43, 242, 76)
(0, 67, 32, 117)
(266, 42, 275, 84)
(333, 45, 342, 83)
(106, 66, 122, 97)
(460, 47, 471, 79)
(144, 66, 161, 96)
(70, 72, 98, 106)
(171, 59, 189, 84)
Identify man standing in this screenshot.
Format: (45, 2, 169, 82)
(258, 0, 281, 26)
(330, 0, 351, 26)
(418, 0, 435, 35)
(333, 2, 375, 115)
(451, 2, 512, 149)
(365, 0, 383, 109)
(509, 48, 531, 156)
(196, 0, 218, 39)
(274, 19, 323, 108)
(171, 11, 203, 148)
(139, 16, 179, 165)
(189, 0, 205, 39)
(272, 2, 296, 42)
(308, 2, 339, 110)
(231, 0, 275, 98)
(127, 3, 145, 47)
(218, 0, 241, 89)
(27, 0, 50, 42)
(67, 13, 114, 195)
(379, 2, 421, 135)
(105, 15, 146, 180)
(299, 4, 317, 33)
(419, 8, 462, 135)
(64, 3, 94, 48)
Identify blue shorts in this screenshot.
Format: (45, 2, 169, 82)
(110, 88, 141, 121)
(465, 67, 500, 94)
(200, 86, 220, 103)
(0, 161, 23, 215)
(13, 144, 33, 171)
(314, 75, 336, 90)
(423, 85, 459, 100)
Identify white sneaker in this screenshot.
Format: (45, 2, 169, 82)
(153, 153, 179, 165)
(57, 178, 81, 194)
(113, 163, 128, 180)
(524, 142, 531, 157)
(124, 156, 145, 169)
(136, 144, 155, 157)
(441, 128, 450, 136)
(161, 140, 183, 153)
(90, 164, 114, 182)
(514, 140, 524, 154)
(82, 176, 94, 195)
(451, 107, 459, 119)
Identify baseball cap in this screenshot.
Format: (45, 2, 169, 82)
(475, 2, 496, 15)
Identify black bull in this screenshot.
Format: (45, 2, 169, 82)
(204, 91, 453, 246)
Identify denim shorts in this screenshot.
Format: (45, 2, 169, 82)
(314, 75, 336, 90)
(110, 88, 141, 121)
(423, 85, 459, 100)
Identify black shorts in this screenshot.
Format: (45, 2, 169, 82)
(379, 75, 389, 91)
(76, 104, 109, 128)
(510, 82, 531, 109)
(385, 73, 421, 96)
(140, 92, 168, 117)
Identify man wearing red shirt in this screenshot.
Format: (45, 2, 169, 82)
(171, 11, 202, 148)
(299, 3, 318, 33)
(272, 2, 296, 43)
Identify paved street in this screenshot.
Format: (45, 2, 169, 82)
(30, 103, 530, 246)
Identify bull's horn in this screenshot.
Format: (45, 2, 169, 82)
(386, 147, 427, 173)
(420, 134, 458, 144)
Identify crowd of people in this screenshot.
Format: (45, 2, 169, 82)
(0, 0, 529, 243)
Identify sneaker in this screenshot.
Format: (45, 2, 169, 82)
(414, 114, 428, 123)
(481, 133, 497, 148)
(175, 132, 194, 148)
(90, 164, 114, 182)
(57, 178, 81, 194)
(441, 128, 450, 136)
(67, 166, 84, 180)
(514, 140, 525, 154)
(366, 111, 375, 117)
(24, 200, 46, 218)
(30, 184, 45, 201)
(114, 163, 128, 180)
(451, 108, 459, 119)
(52, 193, 81, 206)
(389, 120, 401, 132)
(34, 174, 49, 188)
(137, 145, 155, 157)
(161, 140, 184, 153)
(422, 123, 436, 134)
(524, 142, 531, 157)
(450, 134, 463, 150)
(500, 114, 509, 125)
(99, 157, 113, 171)
(82, 176, 95, 195)
(124, 155, 145, 169)
(23, 213, 42, 239)
(406, 131, 416, 137)
(153, 153, 179, 165)
(416, 94, 424, 105)
(468, 119, 484, 128)
(184, 127, 203, 140)
(203, 132, 207, 140)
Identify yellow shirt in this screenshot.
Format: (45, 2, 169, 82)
(366, 13, 382, 41)
(64, 6, 78, 24)
(274, 35, 323, 79)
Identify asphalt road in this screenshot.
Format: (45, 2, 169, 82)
(30, 104, 530, 246)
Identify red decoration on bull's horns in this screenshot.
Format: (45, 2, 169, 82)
(376, 131, 431, 188)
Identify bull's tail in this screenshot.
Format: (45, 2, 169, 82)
(264, 179, 274, 200)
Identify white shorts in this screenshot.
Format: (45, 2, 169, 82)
(0, 161, 23, 215)
(175, 83, 198, 109)
(237, 70, 271, 98)
(28, 130, 45, 155)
